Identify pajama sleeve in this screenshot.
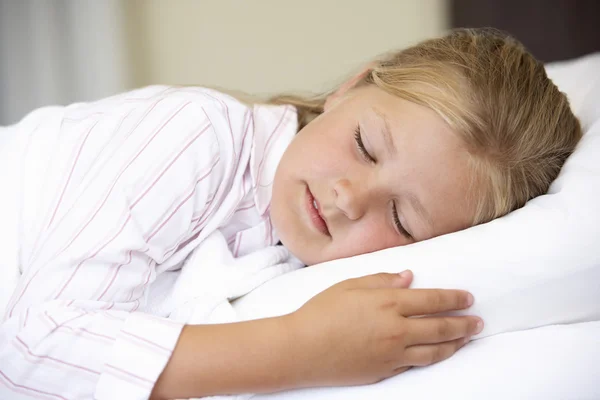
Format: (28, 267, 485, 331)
(0, 86, 253, 399)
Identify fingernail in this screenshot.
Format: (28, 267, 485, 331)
(474, 319, 484, 334)
(398, 270, 411, 279)
(463, 336, 471, 345)
(466, 293, 474, 307)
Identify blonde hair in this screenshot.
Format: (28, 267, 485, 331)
(269, 28, 582, 225)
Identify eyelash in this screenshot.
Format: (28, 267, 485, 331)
(354, 126, 376, 163)
(354, 126, 412, 239)
(393, 203, 412, 239)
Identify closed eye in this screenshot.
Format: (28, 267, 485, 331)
(393, 202, 412, 239)
(354, 126, 376, 163)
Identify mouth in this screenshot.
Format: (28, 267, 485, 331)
(305, 186, 330, 236)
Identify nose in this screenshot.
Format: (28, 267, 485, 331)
(333, 178, 367, 220)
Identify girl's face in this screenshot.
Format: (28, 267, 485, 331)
(271, 85, 475, 265)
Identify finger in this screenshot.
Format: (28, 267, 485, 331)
(395, 289, 474, 316)
(343, 271, 413, 290)
(405, 316, 482, 346)
(391, 366, 411, 375)
(404, 337, 468, 367)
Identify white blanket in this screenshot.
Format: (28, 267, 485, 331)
(0, 124, 22, 320)
(144, 230, 302, 324)
(142, 230, 303, 400)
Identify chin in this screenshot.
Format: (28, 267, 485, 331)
(276, 234, 311, 266)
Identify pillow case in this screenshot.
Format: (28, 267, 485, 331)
(233, 53, 600, 339)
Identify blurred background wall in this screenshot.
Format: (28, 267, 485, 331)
(2, 0, 598, 125)
(123, 0, 448, 93)
(0, 0, 449, 125)
(0, 0, 129, 124)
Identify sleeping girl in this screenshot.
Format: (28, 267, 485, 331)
(0, 28, 581, 399)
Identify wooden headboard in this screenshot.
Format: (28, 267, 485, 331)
(451, 0, 600, 62)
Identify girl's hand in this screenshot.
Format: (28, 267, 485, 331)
(284, 270, 482, 388)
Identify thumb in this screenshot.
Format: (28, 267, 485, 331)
(348, 270, 413, 289)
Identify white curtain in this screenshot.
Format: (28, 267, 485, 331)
(0, 0, 130, 125)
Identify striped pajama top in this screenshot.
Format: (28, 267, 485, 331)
(0, 85, 298, 399)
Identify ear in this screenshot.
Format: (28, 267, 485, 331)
(324, 64, 375, 111)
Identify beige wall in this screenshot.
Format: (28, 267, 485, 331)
(125, 0, 449, 95)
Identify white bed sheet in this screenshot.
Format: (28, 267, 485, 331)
(251, 321, 600, 400)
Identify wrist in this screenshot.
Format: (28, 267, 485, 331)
(278, 311, 326, 389)
(153, 316, 304, 398)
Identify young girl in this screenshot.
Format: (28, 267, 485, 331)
(0, 28, 581, 399)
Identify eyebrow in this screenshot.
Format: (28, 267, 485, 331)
(405, 192, 433, 233)
(371, 108, 397, 157)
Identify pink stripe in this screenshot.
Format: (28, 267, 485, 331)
(38, 312, 56, 331)
(46, 120, 99, 229)
(45, 309, 89, 330)
(102, 310, 127, 321)
(121, 330, 171, 353)
(0, 370, 69, 400)
(14, 336, 101, 376)
(200, 92, 236, 160)
(123, 255, 153, 304)
(43, 310, 60, 325)
(8, 268, 42, 318)
(129, 261, 155, 312)
(193, 203, 216, 231)
(54, 215, 132, 299)
(172, 230, 201, 255)
(131, 122, 211, 209)
(131, 298, 142, 312)
(188, 136, 244, 236)
(43, 310, 59, 329)
(234, 231, 243, 257)
(103, 368, 150, 389)
(53, 325, 116, 343)
(234, 202, 256, 213)
(191, 193, 216, 223)
(148, 154, 219, 242)
(105, 364, 153, 385)
(235, 109, 253, 175)
(227, 235, 236, 247)
(96, 247, 135, 301)
(256, 107, 289, 183)
(83, 108, 136, 180)
(147, 186, 197, 241)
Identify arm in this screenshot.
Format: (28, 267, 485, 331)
(152, 271, 483, 399)
(153, 317, 295, 399)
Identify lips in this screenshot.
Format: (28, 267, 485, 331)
(306, 186, 330, 236)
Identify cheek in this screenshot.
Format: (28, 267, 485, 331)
(296, 126, 353, 171)
(333, 218, 404, 258)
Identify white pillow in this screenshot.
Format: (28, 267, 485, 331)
(249, 321, 600, 400)
(234, 53, 600, 339)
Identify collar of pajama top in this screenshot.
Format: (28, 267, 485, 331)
(222, 103, 299, 258)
